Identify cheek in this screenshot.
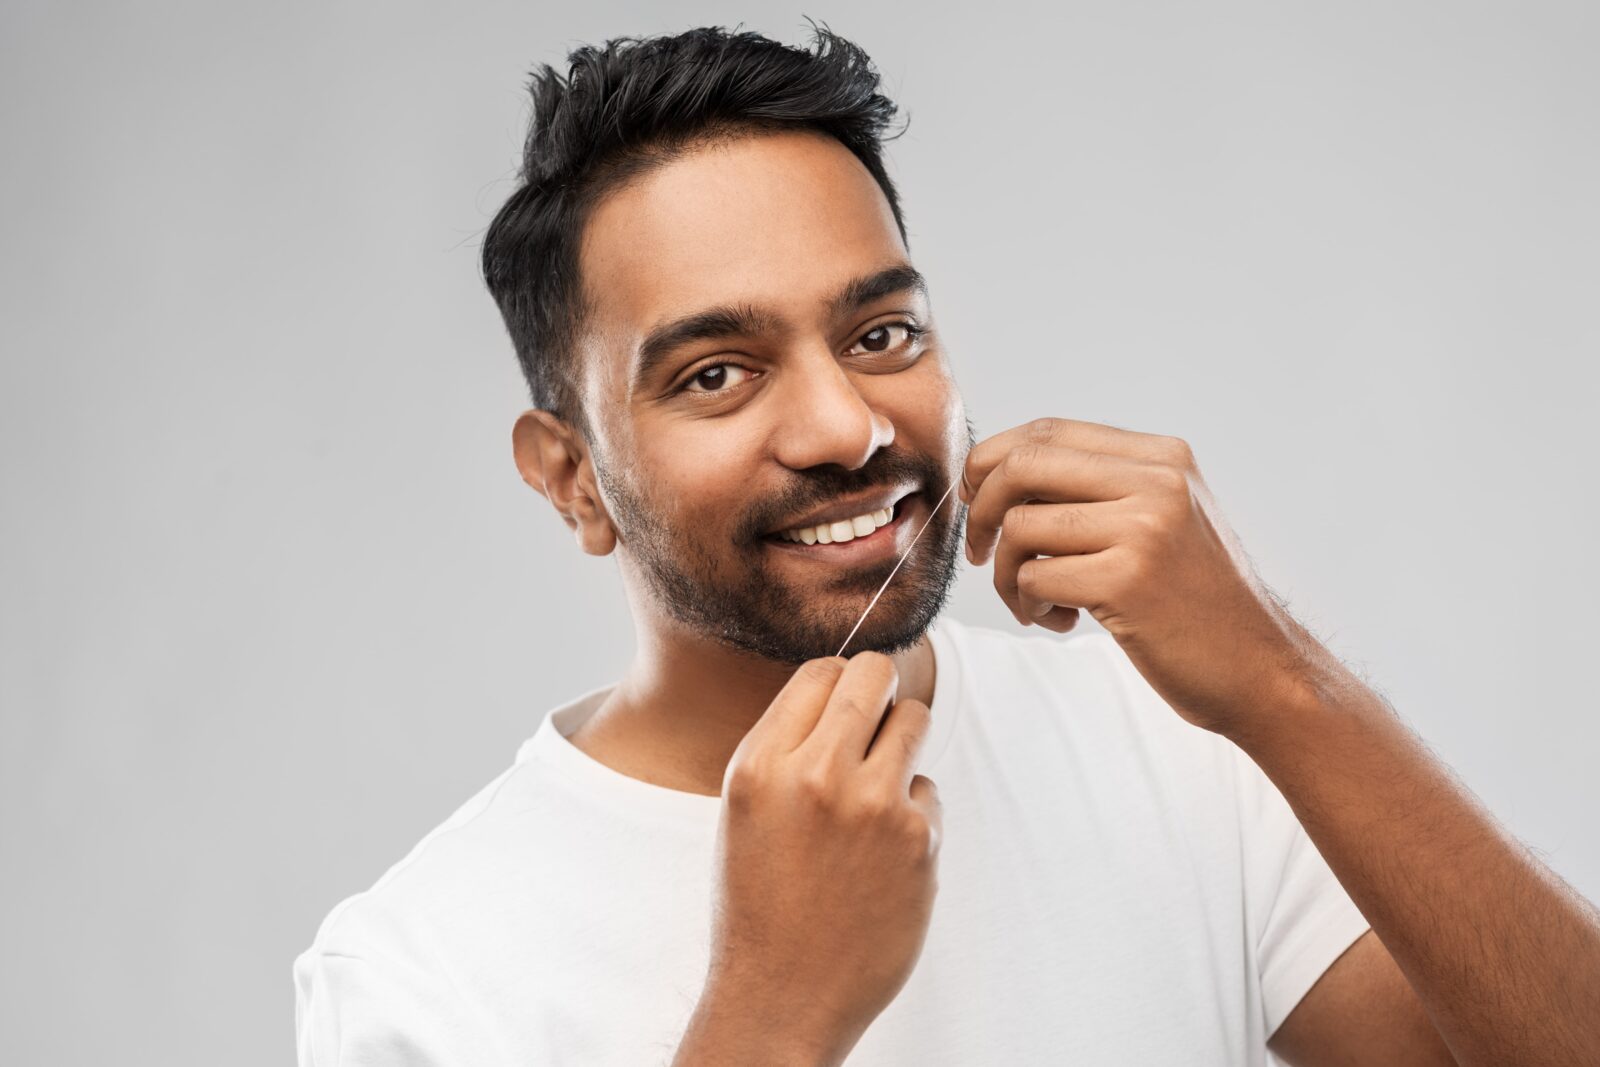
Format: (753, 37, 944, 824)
(880, 364, 965, 455)
(925, 383, 972, 466)
(636, 434, 761, 530)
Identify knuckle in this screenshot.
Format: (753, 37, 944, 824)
(851, 786, 894, 823)
(795, 764, 838, 806)
(895, 730, 923, 767)
(1003, 443, 1043, 477)
(1015, 557, 1040, 596)
(1129, 508, 1167, 537)
(843, 653, 898, 704)
(1025, 417, 1060, 444)
(999, 507, 1028, 541)
(896, 697, 931, 730)
(723, 757, 768, 808)
(898, 810, 939, 863)
(960, 454, 981, 493)
(799, 657, 847, 686)
(833, 693, 875, 727)
(849, 649, 897, 683)
(1154, 464, 1189, 493)
(1157, 434, 1195, 467)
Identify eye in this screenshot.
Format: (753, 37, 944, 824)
(679, 362, 755, 395)
(847, 320, 926, 357)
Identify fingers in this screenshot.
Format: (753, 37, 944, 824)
(745, 655, 849, 754)
(958, 418, 1192, 504)
(796, 651, 899, 769)
(990, 501, 1121, 623)
(863, 698, 932, 791)
(1028, 604, 1083, 634)
(1013, 551, 1125, 623)
(963, 446, 1160, 567)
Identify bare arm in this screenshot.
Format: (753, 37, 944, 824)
(956, 417, 1600, 1063)
(671, 980, 846, 1067)
(1235, 645, 1600, 1067)
(1270, 928, 1456, 1066)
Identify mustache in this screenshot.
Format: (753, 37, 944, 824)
(741, 449, 948, 542)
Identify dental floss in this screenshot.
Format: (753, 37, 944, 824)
(835, 477, 960, 657)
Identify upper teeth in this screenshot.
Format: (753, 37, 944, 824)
(779, 504, 895, 545)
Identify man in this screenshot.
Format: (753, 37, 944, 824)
(294, 24, 1600, 1066)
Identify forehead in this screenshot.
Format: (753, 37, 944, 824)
(576, 129, 908, 365)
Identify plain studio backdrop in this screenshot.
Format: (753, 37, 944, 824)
(2, 2, 1596, 1063)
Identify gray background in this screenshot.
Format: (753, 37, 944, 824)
(3, 2, 1595, 1063)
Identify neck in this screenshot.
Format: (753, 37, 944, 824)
(568, 622, 939, 798)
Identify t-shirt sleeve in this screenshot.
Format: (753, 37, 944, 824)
(1231, 744, 1373, 1037)
(294, 947, 512, 1067)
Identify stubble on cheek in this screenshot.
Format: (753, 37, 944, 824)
(591, 412, 972, 661)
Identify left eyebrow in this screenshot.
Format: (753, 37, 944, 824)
(630, 263, 929, 391)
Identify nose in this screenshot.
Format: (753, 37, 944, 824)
(770, 347, 894, 471)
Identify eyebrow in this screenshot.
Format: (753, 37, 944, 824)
(631, 263, 929, 391)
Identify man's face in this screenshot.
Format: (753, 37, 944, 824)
(575, 129, 971, 665)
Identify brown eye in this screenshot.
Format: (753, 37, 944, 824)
(682, 362, 753, 394)
(848, 321, 924, 357)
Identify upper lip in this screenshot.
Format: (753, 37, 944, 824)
(766, 484, 920, 536)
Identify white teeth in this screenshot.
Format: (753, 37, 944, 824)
(778, 501, 898, 544)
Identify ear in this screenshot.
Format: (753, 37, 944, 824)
(511, 409, 618, 557)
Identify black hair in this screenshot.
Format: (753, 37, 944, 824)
(480, 19, 912, 440)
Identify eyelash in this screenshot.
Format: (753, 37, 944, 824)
(674, 320, 928, 397)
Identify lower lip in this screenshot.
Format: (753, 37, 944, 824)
(762, 494, 920, 563)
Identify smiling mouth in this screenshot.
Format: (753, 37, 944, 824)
(760, 491, 919, 553)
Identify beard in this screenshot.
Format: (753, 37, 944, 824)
(596, 418, 976, 666)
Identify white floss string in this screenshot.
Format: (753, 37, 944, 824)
(835, 478, 961, 657)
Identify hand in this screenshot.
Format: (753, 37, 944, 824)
(693, 653, 943, 1065)
(960, 416, 1319, 737)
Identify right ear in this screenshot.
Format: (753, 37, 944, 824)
(511, 409, 617, 557)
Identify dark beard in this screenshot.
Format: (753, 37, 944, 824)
(597, 419, 976, 666)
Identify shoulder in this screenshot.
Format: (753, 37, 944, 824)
(290, 756, 543, 1060)
(297, 681, 622, 969)
(298, 751, 551, 965)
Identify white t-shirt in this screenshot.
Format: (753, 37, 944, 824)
(295, 615, 1371, 1066)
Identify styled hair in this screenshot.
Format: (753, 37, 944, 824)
(480, 20, 912, 440)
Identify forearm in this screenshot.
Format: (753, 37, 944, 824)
(1230, 653, 1600, 1066)
(672, 1017, 829, 1067)
(671, 978, 858, 1067)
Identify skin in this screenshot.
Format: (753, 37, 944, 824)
(679, 653, 945, 1067)
(960, 417, 1600, 1064)
(514, 128, 965, 1064)
(512, 128, 1600, 1063)
(514, 128, 969, 799)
